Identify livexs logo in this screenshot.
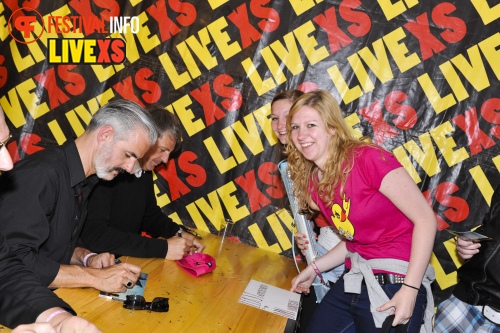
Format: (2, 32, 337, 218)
(47, 39, 126, 64)
(8, 7, 134, 64)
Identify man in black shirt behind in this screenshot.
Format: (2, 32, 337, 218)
(80, 106, 205, 260)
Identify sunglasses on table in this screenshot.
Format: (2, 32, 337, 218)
(123, 295, 169, 312)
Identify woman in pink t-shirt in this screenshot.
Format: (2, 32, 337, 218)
(287, 90, 437, 333)
(271, 89, 345, 332)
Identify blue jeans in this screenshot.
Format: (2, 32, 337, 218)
(306, 275, 427, 333)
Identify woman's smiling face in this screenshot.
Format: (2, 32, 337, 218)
(271, 99, 293, 145)
(290, 105, 334, 169)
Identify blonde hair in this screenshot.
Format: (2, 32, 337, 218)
(285, 90, 370, 212)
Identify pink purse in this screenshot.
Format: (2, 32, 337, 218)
(176, 253, 216, 277)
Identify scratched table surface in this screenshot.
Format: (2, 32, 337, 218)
(1, 231, 304, 333)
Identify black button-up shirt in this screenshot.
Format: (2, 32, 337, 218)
(0, 232, 74, 328)
(80, 171, 179, 258)
(0, 140, 98, 286)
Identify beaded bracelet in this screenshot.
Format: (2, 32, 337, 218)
(311, 261, 322, 276)
(83, 252, 97, 267)
(44, 309, 68, 323)
(310, 261, 328, 286)
(403, 282, 420, 291)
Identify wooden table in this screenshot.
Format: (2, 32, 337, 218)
(3, 232, 305, 332)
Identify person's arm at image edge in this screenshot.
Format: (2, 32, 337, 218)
(0, 169, 62, 287)
(12, 308, 101, 333)
(456, 237, 481, 259)
(0, 235, 74, 328)
(377, 167, 437, 323)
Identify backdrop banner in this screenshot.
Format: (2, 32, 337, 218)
(1, 0, 499, 305)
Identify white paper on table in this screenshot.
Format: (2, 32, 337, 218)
(238, 279, 301, 320)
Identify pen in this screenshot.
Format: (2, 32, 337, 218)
(184, 227, 203, 240)
(179, 225, 203, 239)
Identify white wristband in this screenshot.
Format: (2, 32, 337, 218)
(83, 252, 97, 267)
(44, 309, 68, 323)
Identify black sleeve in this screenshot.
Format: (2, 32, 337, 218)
(0, 233, 74, 328)
(80, 177, 170, 258)
(0, 167, 61, 286)
(481, 183, 500, 228)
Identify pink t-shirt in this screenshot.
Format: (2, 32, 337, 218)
(312, 146, 413, 272)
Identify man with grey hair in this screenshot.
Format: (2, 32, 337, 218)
(0, 105, 100, 333)
(0, 99, 157, 293)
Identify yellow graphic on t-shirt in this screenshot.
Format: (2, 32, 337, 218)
(331, 194, 354, 240)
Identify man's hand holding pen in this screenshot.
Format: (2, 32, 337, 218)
(88, 261, 141, 293)
(115, 259, 143, 289)
(182, 227, 205, 253)
(165, 228, 205, 260)
(180, 226, 205, 254)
